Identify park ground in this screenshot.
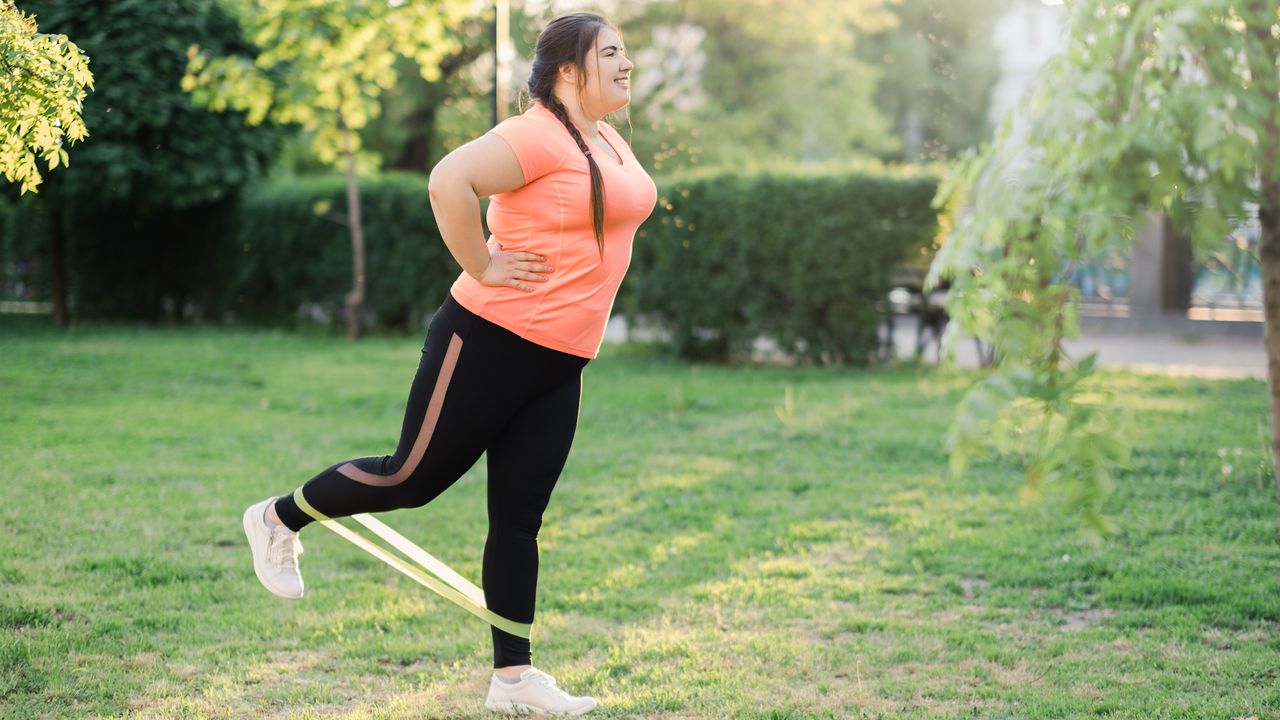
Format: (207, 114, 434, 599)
(2, 317, 1278, 719)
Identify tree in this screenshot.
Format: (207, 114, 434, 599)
(13, 0, 277, 325)
(856, 0, 1008, 162)
(620, 0, 901, 169)
(0, 0, 93, 196)
(362, 17, 496, 175)
(184, 0, 475, 340)
(930, 0, 1279, 527)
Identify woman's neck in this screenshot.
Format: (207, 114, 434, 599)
(551, 92, 601, 138)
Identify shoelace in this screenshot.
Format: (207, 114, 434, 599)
(530, 672, 557, 687)
(267, 529, 303, 572)
(526, 669, 569, 694)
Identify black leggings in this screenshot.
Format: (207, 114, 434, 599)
(273, 293, 589, 667)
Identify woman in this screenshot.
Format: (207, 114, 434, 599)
(240, 12, 655, 716)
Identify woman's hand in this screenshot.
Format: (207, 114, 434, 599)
(474, 249, 554, 293)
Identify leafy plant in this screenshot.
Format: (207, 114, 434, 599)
(626, 165, 939, 364)
(931, 0, 1280, 526)
(183, 0, 476, 339)
(0, 0, 93, 194)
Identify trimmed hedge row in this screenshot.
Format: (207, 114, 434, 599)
(0, 198, 49, 304)
(622, 168, 939, 363)
(229, 167, 938, 361)
(3, 166, 940, 363)
(229, 172, 456, 329)
(0, 195, 239, 320)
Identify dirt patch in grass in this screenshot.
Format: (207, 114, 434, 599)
(959, 576, 991, 598)
(1061, 607, 1117, 630)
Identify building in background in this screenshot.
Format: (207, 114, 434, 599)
(987, 0, 1066, 132)
(984, 0, 1260, 321)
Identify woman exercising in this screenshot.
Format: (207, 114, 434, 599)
(241, 12, 654, 715)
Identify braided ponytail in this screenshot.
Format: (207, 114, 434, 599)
(546, 97, 606, 257)
(526, 12, 615, 258)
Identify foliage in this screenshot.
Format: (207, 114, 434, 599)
(0, 190, 244, 318)
(358, 45, 488, 174)
(930, 0, 1280, 528)
(623, 0, 901, 170)
(265, 0, 981, 175)
(624, 165, 939, 363)
(0, 0, 93, 194)
(0, 196, 45, 300)
(221, 166, 936, 350)
(19, 0, 278, 213)
(856, 0, 1007, 162)
(183, 0, 476, 166)
(229, 172, 455, 329)
(5, 0, 280, 321)
(184, 0, 483, 339)
(357, 6, 531, 176)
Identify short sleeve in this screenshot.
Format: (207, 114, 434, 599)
(488, 114, 571, 185)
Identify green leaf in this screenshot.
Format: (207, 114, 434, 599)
(0, 1, 94, 192)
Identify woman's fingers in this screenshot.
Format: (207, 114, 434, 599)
(515, 261, 554, 274)
(483, 251, 551, 291)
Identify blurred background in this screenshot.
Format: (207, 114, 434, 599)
(0, 0, 1261, 362)
(4, 4, 1277, 717)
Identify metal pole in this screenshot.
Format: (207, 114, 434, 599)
(493, 0, 510, 126)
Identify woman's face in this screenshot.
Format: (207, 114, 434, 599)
(574, 26, 633, 117)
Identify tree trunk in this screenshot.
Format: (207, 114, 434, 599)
(340, 115, 366, 341)
(1130, 212, 1193, 319)
(390, 103, 437, 173)
(1160, 216, 1193, 312)
(1246, 5, 1280, 513)
(48, 208, 68, 327)
(1261, 179, 1280, 511)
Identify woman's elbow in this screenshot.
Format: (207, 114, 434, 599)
(428, 162, 479, 206)
(427, 162, 452, 202)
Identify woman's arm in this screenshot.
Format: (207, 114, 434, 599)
(427, 134, 553, 292)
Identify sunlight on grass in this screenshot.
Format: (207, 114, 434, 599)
(2, 324, 1278, 718)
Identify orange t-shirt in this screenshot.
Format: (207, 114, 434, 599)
(449, 102, 658, 359)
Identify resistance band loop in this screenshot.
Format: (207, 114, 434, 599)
(292, 488, 532, 639)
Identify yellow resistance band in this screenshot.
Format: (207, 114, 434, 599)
(292, 488, 532, 639)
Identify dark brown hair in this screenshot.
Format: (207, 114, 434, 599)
(526, 12, 616, 256)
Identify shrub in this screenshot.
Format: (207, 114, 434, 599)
(0, 198, 49, 304)
(229, 172, 456, 329)
(623, 167, 939, 364)
(12, 0, 280, 321)
(4, 162, 940, 352)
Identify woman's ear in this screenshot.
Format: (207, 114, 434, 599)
(558, 62, 576, 84)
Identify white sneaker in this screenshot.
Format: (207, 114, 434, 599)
(242, 497, 304, 600)
(484, 667, 597, 716)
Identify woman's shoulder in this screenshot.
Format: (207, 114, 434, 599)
(491, 104, 575, 153)
(498, 102, 563, 132)
(488, 103, 575, 181)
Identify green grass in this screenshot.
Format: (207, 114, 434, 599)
(2, 317, 1278, 719)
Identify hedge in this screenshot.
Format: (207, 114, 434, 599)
(3, 166, 940, 362)
(0, 195, 238, 320)
(0, 198, 49, 305)
(622, 167, 939, 364)
(229, 172, 456, 329)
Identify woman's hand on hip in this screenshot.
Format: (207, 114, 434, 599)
(475, 249, 553, 292)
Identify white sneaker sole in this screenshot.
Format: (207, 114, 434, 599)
(484, 698, 596, 716)
(242, 501, 303, 600)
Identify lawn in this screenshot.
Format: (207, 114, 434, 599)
(2, 317, 1278, 719)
